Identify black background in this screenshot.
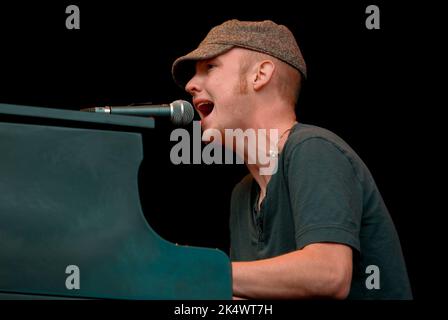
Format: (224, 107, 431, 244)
(0, 0, 435, 303)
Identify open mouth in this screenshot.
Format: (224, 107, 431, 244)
(195, 101, 215, 119)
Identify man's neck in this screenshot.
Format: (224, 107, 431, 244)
(242, 117, 297, 203)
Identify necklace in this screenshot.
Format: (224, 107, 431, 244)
(269, 121, 297, 158)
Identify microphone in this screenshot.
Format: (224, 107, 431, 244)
(81, 100, 194, 125)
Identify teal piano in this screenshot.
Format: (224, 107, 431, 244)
(0, 103, 232, 299)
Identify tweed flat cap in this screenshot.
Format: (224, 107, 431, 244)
(172, 19, 307, 88)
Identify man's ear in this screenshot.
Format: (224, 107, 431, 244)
(253, 60, 275, 91)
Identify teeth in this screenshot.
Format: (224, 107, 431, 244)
(197, 102, 212, 108)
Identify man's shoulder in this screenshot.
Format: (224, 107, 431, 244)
(283, 123, 373, 184)
(288, 123, 344, 144)
(285, 123, 356, 158)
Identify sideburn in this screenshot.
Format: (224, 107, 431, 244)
(236, 56, 251, 95)
(237, 75, 248, 95)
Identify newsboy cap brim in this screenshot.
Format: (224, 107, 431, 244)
(172, 43, 234, 88)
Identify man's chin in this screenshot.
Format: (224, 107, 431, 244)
(200, 117, 214, 131)
(200, 119, 227, 144)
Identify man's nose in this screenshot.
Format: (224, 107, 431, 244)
(185, 75, 201, 96)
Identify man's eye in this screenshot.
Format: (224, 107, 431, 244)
(207, 64, 216, 70)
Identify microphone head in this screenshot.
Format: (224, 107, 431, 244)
(170, 100, 194, 125)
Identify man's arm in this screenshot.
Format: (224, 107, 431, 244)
(232, 243, 353, 299)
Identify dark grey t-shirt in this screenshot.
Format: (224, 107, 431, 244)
(229, 123, 412, 299)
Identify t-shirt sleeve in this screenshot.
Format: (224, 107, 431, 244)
(286, 137, 362, 252)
